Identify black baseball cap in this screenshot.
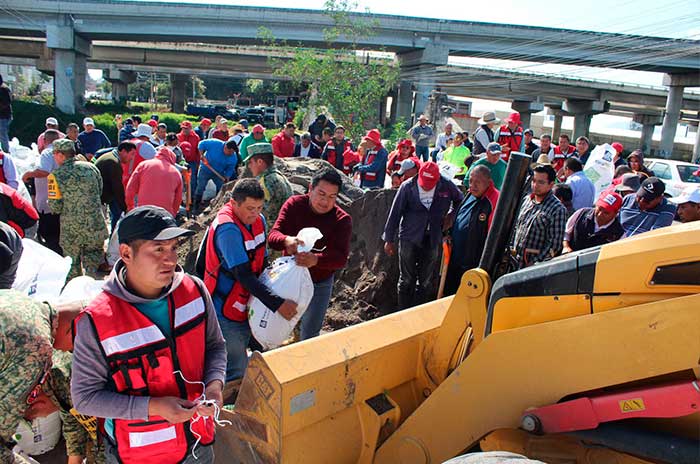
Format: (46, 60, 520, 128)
(118, 206, 194, 244)
(637, 176, 665, 202)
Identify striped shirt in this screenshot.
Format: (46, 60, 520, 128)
(619, 195, 676, 237)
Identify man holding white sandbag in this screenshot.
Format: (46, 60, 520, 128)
(269, 169, 352, 340)
(201, 178, 298, 381)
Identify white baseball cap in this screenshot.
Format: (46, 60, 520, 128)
(397, 158, 417, 175)
(669, 187, 700, 205)
(83, 117, 95, 126)
(45, 117, 58, 126)
(132, 123, 153, 138)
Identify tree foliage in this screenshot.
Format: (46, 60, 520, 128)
(260, 0, 398, 141)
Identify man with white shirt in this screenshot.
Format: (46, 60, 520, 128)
(293, 132, 321, 158)
(430, 122, 455, 161)
(21, 129, 63, 254)
(382, 161, 463, 310)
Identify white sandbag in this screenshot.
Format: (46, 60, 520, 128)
(12, 239, 72, 300)
(583, 143, 616, 200)
(248, 227, 323, 350)
(203, 180, 217, 201)
(13, 412, 62, 456)
(106, 221, 121, 266)
(57, 276, 105, 304)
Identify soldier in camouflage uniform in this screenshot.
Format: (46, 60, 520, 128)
(0, 290, 98, 463)
(47, 139, 108, 280)
(243, 143, 292, 226)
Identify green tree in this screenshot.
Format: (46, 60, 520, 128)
(260, 0, 398, 141)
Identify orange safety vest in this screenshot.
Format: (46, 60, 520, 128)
(76, 276, 214, 463)
(361, 149, 379, 182)
(203, 201, 266, 322)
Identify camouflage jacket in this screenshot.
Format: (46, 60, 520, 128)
(47, 157, 108, 246)
(0, 290, 55, 463)
(259, 164, 292, 226)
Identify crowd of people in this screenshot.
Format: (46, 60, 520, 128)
(1, 83, 699, 462)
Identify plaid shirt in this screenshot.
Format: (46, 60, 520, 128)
(513, 191, 567, 267)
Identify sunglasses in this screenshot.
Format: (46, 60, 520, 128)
(27, 370, 50, 405)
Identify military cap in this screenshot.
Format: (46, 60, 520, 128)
(53, 139, 76, 155)
(244, 142, 274, 163)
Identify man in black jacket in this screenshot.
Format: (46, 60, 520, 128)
(445, 165, 500, 296)
(563, 191, 624, 253)
(293, 132, 322, 158)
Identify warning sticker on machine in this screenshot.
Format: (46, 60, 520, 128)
(290, 389, 316, 415)
(619, 398, 645, 413)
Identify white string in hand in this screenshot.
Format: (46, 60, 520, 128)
(173, 370, 232, 460)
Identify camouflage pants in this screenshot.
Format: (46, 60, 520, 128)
(62, 239, 103, 281)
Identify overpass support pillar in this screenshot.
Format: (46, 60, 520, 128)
(388, 87, 399, 125)
(547, 105, 565, 140)
(562, 100, 609, 140)
(413, 80, 435, 122)
(170, 74, 187, 113)
(46, 20, 91, 114)
(660, 73, 700, 159)
(104, 68, 135, 105)
(633, 113, 663, 156)
(396, 80, 414, 126)
(398, 43, 449, 125)
(511, 100, 544, 130)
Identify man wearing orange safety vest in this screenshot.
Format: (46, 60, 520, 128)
(494, 112, 524, 162)
(71, 206, 227, 464)
(201, 178, 298, 381)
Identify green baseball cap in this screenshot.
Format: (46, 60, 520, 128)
(244, 142, 274, 163)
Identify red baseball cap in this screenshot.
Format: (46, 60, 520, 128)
(180, 120, 193, 129)
(363, 128, 382, 146)
(252, 124, 265, 134)
(147, 119, 158, 128)
(179, 141, 192, 158)
(200, 118, 212, 126)
(506, 112, 521, 125)
(611, 142, 624, 154)
(596, 192, 623, 214)
(418, 161, 440, 190)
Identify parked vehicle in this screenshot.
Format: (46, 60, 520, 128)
(644, 158, 700, 198)
(186, 104, 238, 121)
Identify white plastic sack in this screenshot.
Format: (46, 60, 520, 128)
(248, 228, 323, 350)
(106, 222, 121, 266)
(57, 276, 105, 304)
(12, 239, 72, 300)
(13, 412, 62, 456)
(438, 161, 460, 180)
(583, 143, 616, 199)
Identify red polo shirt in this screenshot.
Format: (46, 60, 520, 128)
(177, 131, 201, 163)
(271, 132, 295, 158)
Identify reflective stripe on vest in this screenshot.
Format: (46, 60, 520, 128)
(78, 276, 213, 463)
(203, 201, 266, 321)
(362, 150, 378, 181)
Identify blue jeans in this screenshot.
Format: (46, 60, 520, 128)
(108, 200, 123, 234)
(430, 147, 441, 162)
(188, 161, 199, 196)
(300, 275, 334, 340)
(195, 165, 224, 199)
(0, 117, 10, 152)
(218, 316, 251, 381)
(416, 145, 429, 162)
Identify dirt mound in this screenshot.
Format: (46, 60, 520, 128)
(177, 158, 399, 332)
(324, 188, 399, 330)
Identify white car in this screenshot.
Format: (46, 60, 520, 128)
(643, 158, 700, 198)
